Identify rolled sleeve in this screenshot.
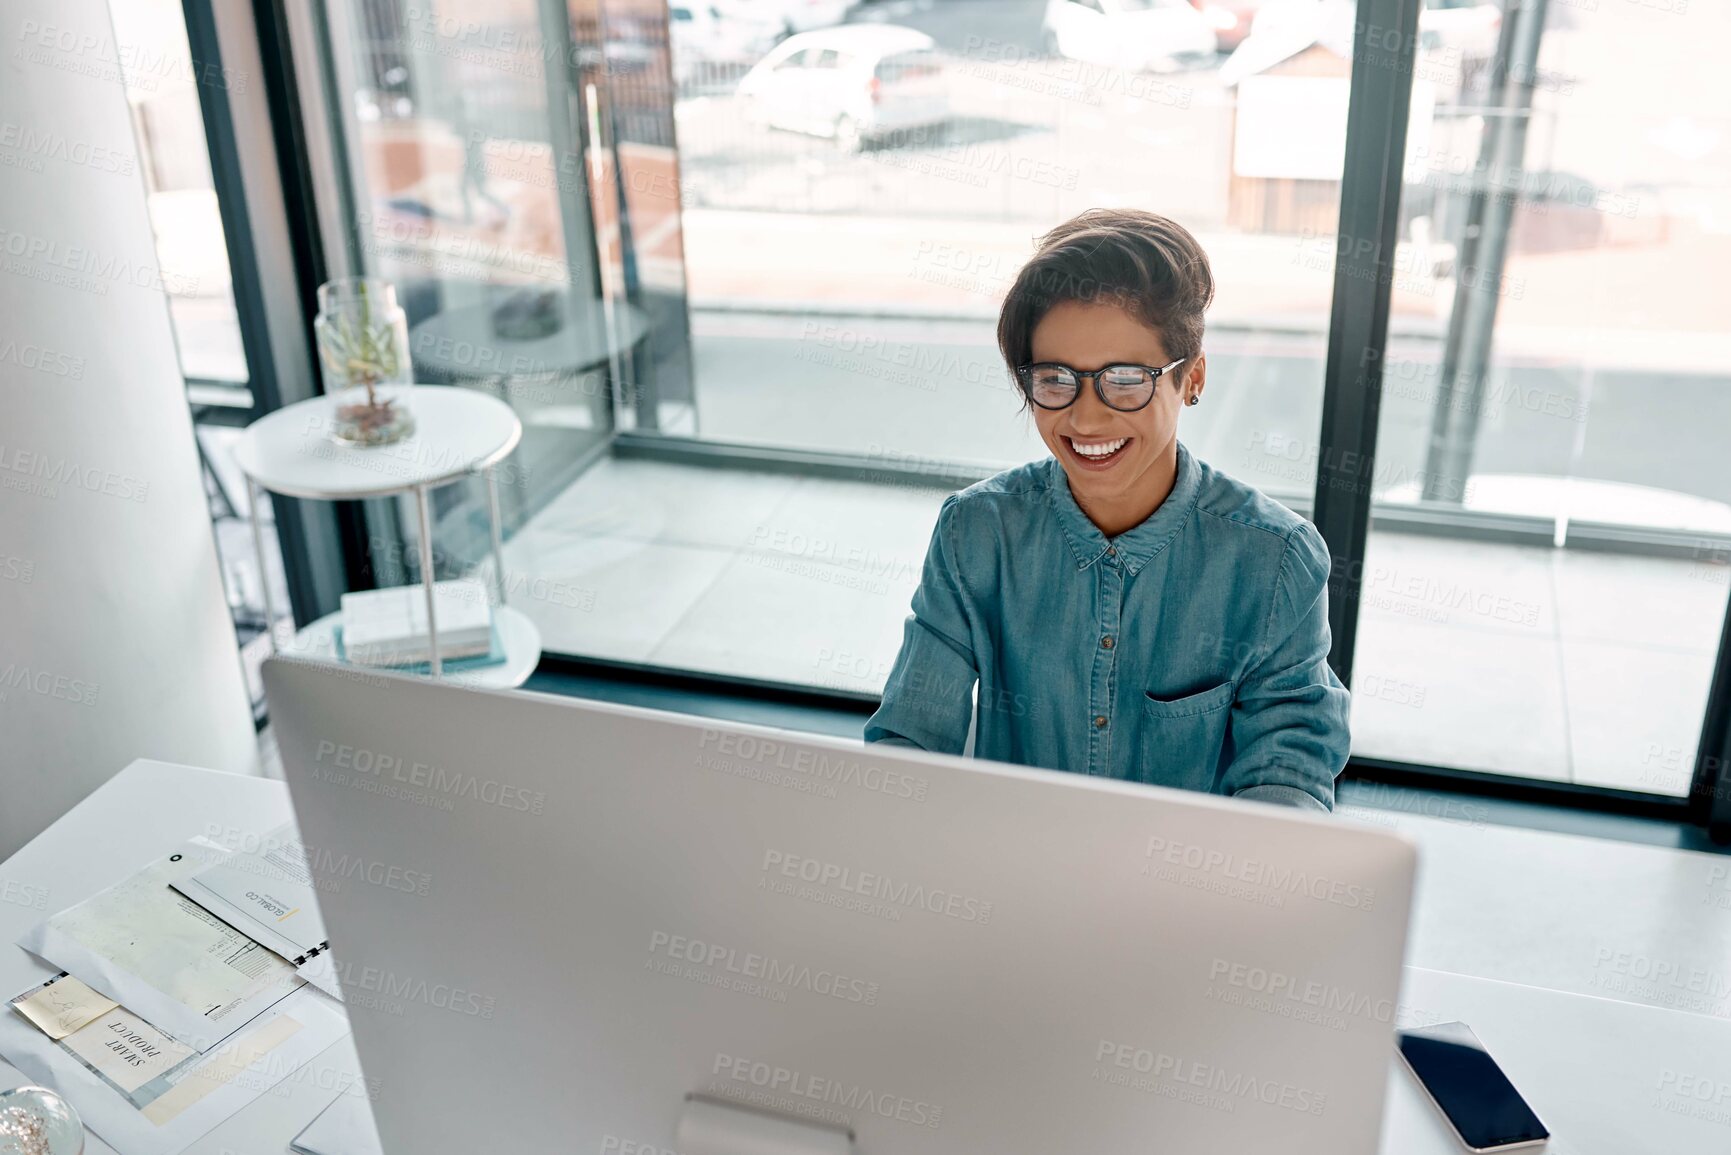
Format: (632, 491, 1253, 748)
(1224, 522, 1351, 811)
(864, 494, 979, 754)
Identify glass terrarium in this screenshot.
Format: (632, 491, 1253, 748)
(313, 277, 415, 446)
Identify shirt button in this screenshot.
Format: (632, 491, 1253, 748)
(1101, 636, 1115, 649)
(1105, 546, 1117, 556)
(1094, 715, 1108, 728)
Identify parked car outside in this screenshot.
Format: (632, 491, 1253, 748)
(737, 25, 948, 153)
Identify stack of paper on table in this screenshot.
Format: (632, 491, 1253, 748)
(339, 579, 492, 666)
(2, 841, 351, 1155)
(17, 843, 306, 1045)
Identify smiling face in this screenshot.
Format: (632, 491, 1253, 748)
(1028, 298, 1204, 530)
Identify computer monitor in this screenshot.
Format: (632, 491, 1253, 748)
(263, 656, 1416, 1154)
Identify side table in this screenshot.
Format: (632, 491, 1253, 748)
(232, 386, 540, 683)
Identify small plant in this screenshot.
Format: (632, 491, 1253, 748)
(314, 278, 415, 445)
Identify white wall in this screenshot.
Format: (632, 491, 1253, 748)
(0, 0, 259, 857)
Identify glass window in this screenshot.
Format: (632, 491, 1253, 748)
(286, 0, 1731, 809)
(876, 51, 941, 82)
(312, 0, 633, 596)
(108, 0, 248, 389)
(100, 0, 290, 715)
(472, 0, 1358, 692)
(1350, 2, 1731, 796)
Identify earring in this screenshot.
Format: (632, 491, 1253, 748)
(1186, 395, 1199, 406)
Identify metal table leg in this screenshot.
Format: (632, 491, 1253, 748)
(487, 467, 507, 607)
(247, 478, 278, 653)
(415, 484, 442, 677)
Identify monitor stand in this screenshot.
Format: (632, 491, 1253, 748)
(675, 1095, 855, 1155)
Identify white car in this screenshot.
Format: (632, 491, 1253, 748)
(1041, 0, 1219, 72)
(737, 25, 949, 153)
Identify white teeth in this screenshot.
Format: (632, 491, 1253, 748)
(1071, 437, 1127, 458)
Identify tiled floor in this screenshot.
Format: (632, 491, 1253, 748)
(494, 455, 1728, 796)
(497, 459, 939, 685)
(1349, 533, 1726, 793)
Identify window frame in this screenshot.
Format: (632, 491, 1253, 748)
(253, 0, 1731, 836)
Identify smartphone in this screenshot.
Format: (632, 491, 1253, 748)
(1397, 1021, 1549, 1152)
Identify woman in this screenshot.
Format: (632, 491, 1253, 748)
(864, 208, 1350, 810)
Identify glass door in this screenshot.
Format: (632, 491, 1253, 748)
(309, 0, 624, 582)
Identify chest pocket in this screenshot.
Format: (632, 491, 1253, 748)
(1137, 679, 1235, 793)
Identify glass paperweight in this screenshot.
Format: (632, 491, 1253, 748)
(0, 1086, 82, 1155)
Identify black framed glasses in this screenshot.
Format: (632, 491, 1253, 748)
(1014, 358, 1187, 411)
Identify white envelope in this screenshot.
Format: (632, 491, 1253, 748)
(17, 840, 305, 1051)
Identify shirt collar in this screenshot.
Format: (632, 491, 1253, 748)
(1045, 440, 1203, 576)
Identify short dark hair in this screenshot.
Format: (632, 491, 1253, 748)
(996, 209, 1215, 397)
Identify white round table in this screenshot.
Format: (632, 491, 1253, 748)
(409, 295, 650, 383)
(235, 386, 539, 682)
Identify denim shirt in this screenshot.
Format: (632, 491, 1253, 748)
(864, 441, 1350, 810)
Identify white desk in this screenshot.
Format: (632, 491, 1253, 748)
(0, 763, 364, 1155)
(4, 761, 1730, 1154)
(1384, 967, 1731, 1153)
(1339, 802, 1731, 1021)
